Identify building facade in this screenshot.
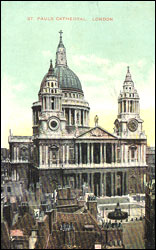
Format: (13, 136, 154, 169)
(8, 31, 147, 196)
(146, 146, 155, 182)
(145, 180, 155, 249)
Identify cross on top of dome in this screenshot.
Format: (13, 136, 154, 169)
(58, 30, 64, 46)
(59, 30, 63, 37)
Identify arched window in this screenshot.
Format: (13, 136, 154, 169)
(20, 147, 29, 161)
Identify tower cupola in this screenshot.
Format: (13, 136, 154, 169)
(114, 67, 145, 139)
(55, 30, 67, 67)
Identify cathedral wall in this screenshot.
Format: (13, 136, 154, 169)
(128, 167, 147, 194)
(39, 169, 63, 193)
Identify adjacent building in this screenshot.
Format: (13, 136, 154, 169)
(145, 180, 155, 249)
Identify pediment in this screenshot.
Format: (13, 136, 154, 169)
(77, 126, 117, 139)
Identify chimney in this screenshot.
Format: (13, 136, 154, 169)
(87, 196, 98, 220)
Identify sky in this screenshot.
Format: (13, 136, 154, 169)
(1, 1, 155, 148)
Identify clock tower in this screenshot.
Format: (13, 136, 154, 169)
(36, 59, 66, 138)
(114, 67, 146, 139)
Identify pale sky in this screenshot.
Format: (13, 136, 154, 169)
(1, 1, 155, 148)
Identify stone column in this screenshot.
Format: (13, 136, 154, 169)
(88, 173, 90, 190)
(115, 144, 117, 163)
(120, 145, 123, 163)
(45, 96, 48, 110)
(144, 144, 146, 164)
(74, 110, 77, 126)
(125, 172, 128, 195)
(104, 144, 106, 163)
(75, 144, 78, 164)
(39, 145, 42, 165)
(55, 97, 58, 110)
(124, 145, 128, 163)
(86, 111, 88, 126)
(134, 101, 136, 113)
(100, 143, 103, 164)
(122, 101, 124, 113)
(79, 110, 81, 126)
(16, 147, 19, 161)
(33, 112, 35, 125)
(62, 145, 65, 164)
(47, 96, 50, 110)
(69, 109, 71, 126)
(82, 110, 85, 126)
(123, 144, 125, 163)
(127, 100, 129, 113)
(103, 173, 106, 196)
(91, 143, 94, 164)
(42, 97, 44, 110)
(79, 143, 82, 164)
(100, 173, 102, 196)
(87, 143, 90, 164)
(114, 172, 117, 196)
(91, 173, 94, 193)
(129, 146, 131, 163)
(122, 172, 125, 195)
(79, 173, 82, 189)
(83, 111, 85, 126)
(42, 145, 45, 165)
(140, 144, 143, 163)
(111, 144, 114, 163)
(76, 174, 79, 189)
(14, 147, 17, 161)
(66, 145, 69, 165)
(46, 146, 48, 166)
(111, 173, 114, 196)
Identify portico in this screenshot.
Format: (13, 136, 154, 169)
(62, 169, 129, 197)
(75, 142, 118, 165)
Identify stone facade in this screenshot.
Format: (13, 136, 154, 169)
(8, 31, 147, 196)
(145, 180, 155, 249)
(146, 146, 155, 182)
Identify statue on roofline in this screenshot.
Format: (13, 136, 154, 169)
(94, 115, 99, 127)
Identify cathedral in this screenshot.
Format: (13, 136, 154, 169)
(8, 31, 147, 196)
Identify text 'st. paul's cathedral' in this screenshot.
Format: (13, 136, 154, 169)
(9, 31, 147, 196)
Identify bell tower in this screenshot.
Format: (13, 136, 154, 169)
(37, 60, 66, 137)
(114, 67, 146, 139)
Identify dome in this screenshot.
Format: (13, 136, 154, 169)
(54, 66, 83, 93)
(40, 65, 83, 94)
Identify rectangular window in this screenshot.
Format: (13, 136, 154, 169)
(52, 97, 55, 109)
(7, 187, 11, 192)
(131, 149, 135, 159)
